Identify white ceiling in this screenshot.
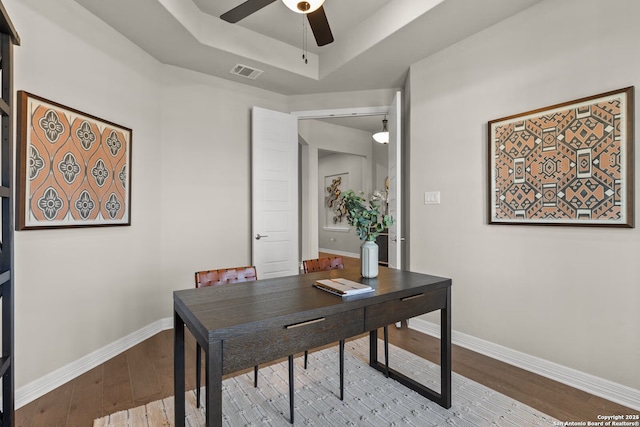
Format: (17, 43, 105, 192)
(192, 0, 394, 55)
(71, 0, 541, 132)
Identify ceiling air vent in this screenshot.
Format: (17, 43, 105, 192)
(229, 64, 263, 80)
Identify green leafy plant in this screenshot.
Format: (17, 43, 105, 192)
(341, 189, 394, 241)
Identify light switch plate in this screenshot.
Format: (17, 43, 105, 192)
(424, 191, 441, 204)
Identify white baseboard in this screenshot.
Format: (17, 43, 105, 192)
(16, 317, 173, 409)
(318, 248, 360, 259)
(408, 317, 640, 411)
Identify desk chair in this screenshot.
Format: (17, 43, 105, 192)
(194, 267, 259, 408)
(194, 266, 301, 423)
(302, 256, 348, 400)
(302, 256, 344, 273)
(299, 256, 344, 370)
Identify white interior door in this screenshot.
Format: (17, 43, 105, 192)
(252, 107, 299, 278)
(387, 91, 402, 269)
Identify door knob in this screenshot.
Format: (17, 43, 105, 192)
(255, 234, 269, 240)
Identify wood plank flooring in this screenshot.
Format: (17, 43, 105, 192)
(16, 256, 637, 425)
(16, 326, 636, 427)
(16, 327, 636, 426)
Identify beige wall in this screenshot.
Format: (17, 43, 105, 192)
(157, 66, 287, 294)
(408, 0, 640, 389)
(12, 0, 164, 389)
(288, 89, 397, 113)
(317, 152, 367, 255)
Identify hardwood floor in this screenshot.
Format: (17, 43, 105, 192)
(16, 256, 637, 426)
(16, 329, 636, 426)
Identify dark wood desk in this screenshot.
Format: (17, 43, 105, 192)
(174, 266, 452, 427)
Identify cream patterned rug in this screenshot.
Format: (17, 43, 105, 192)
(94, 338, 559, 426)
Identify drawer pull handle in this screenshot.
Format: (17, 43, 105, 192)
(286, 317, 326, 329)
(401, 293, 424, 302)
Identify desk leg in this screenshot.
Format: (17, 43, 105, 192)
(369, 329, 378, 365)
(205, 340, 223, 427)
(368, 295, 452, 409)
(339, 340, 345, 401)
(441, 286, 452, 408)
(174, 311, 185, 427)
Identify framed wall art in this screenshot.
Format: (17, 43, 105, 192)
(16, 91, 132, 230)
(324, 172, 349, 230)
(488, 86, 634, 227)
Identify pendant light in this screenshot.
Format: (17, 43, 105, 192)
(282, 0, 325, 14)
(373, 116, 389, 144)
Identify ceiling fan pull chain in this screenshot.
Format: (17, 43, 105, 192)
(302, 14, 308, 64)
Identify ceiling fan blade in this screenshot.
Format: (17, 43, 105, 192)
(220, 0, 277, 23)
(307, 6, 334, 46)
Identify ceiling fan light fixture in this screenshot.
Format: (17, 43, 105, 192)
(373, 117, 389, 144)
(282, 0, 325, 14)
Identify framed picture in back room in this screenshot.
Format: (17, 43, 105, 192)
(16, 91, 132, 230)
(488, 86, 634, 227)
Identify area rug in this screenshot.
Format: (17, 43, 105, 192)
(94, 338, 559, 426)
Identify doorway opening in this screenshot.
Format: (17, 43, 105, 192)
(294, 107, 392, 264)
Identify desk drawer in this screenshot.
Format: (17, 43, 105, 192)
(223, 308, 364, 374)
(365, 289, 446, 331)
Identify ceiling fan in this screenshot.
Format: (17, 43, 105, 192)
(220, 0, 334, 47)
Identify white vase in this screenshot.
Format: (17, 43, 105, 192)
(360, 240, 379, 278)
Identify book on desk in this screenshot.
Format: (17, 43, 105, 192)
(313, 278, 373, 297)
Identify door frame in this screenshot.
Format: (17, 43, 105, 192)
(292, 105, 398, 264)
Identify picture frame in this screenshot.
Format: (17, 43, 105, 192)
(488, 87, 634, 227)
(16, 91, 132, 230)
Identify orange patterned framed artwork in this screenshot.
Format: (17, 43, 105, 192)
(16, 92, 132, 230)
(488, 87, 634, 227)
